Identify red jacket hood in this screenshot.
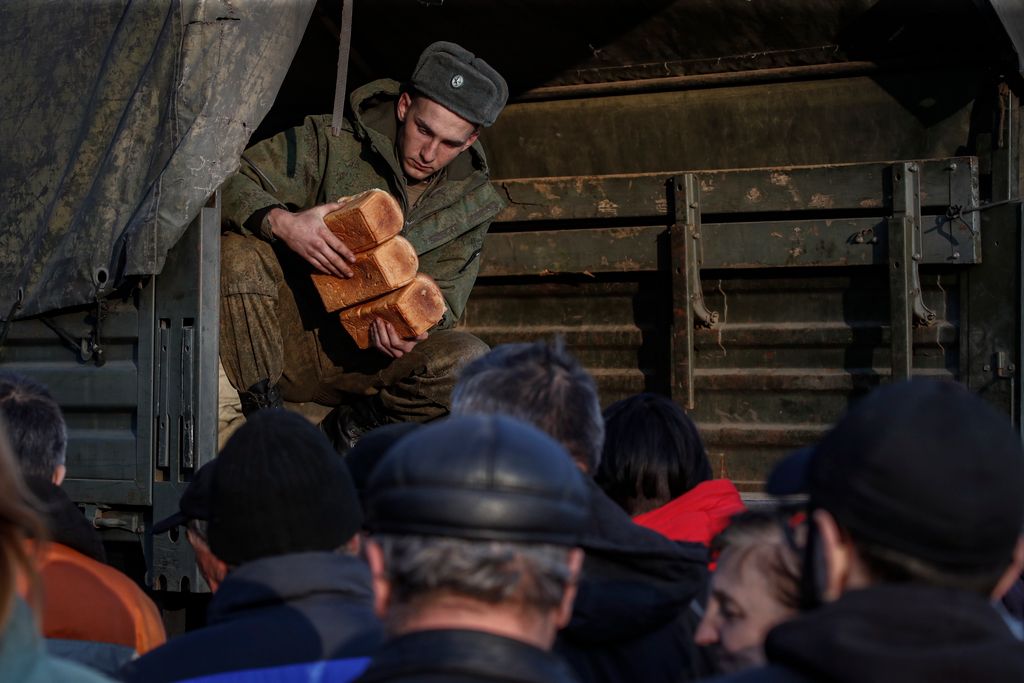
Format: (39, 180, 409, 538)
(633, 479, 746, 546)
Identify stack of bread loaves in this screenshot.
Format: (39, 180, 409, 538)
(310, 189, 446, 348)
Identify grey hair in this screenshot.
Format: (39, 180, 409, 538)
(451, 339, 605, 472)
(0, 371, 67, 481)
(374, 534, 576, 610)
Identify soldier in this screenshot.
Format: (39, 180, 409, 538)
(219, 41, 508, 450)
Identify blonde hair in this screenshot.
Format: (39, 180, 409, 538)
(0, 415, 46, 629)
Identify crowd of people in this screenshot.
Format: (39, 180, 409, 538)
(0, 337, 1022, 682)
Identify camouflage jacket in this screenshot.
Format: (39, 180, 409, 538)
(221, 79, 505, 328)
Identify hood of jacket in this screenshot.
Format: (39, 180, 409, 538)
(765, 583, 1024, 683)
(208, 551, 375, 624)
(634, 479, 747, 546)
(26, 478, 106, 563)
(560, 478, 708, 644)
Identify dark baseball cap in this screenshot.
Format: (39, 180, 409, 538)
(207, 409, 363, 565)
(767, 379, 1024, 570)
(410, 41, 508, 127)
(152, 459, 215, 535)
(365, 414, 589, 545)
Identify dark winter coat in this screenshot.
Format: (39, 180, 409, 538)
(355, 629, 580, 683)
(555, 478, 712, 683)
(117, 551, 383, 683)
(711, 583, 1024, 683)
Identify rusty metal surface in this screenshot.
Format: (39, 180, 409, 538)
(494, 158, 979, 224)
(471, 154, 975, 491)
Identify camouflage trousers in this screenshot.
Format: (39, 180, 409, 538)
(219, 232, 489, 423)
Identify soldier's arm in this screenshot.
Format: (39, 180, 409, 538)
(221, 116, 355, 277)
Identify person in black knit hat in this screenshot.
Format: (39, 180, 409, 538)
(120, 409, 383, 683)
(712, 379, 1024, 683)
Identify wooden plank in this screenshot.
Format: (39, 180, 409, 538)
(493, 157, 976, 222)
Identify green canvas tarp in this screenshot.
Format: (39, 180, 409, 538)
(0, 0, 315, 319)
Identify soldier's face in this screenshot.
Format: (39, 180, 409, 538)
(396, 92, 479, 182)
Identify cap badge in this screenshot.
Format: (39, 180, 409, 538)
(450, 74, 464, 88)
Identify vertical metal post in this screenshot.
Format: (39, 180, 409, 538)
(669, 174, 718, 410)
(331, 0, 355, 137)
(889, 162, 920, 381)
(669, 175, 702, 409)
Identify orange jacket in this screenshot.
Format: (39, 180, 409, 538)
(24, 541, 166, 656)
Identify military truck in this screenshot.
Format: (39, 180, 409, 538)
(2, 0, 1022, 604)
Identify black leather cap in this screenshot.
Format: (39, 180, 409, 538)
(365, 415, 589, 545)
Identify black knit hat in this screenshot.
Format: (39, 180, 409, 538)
(410, 41, 508, 127)
(365, 414, 589, 545)
(767, 379, 1024, 571)
(207, 409, 363, 565)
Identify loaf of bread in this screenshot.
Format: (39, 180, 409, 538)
(312, 236, 419, 312)
(324, 189, 404, 253)
(340, 274, 447, 349)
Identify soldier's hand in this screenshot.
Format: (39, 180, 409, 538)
(267, 203, 356, 278)
(369, 319, 427, 359)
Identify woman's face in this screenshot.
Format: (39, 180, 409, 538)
(695, 545, 799, 673)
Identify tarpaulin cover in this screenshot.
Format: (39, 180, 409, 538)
(0, 0, 315, 318)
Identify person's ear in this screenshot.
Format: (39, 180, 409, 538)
(813, 508, 854, 602)
(344, 534, 362, 556)
(992, 536, 1024, 600)
(186, 529, 229, 592)
(554, 548, 585, 629)
(396, 92, 412, 123)
(459, 129, 479, 153)
(364, 538, 391, 619)
(52, 464, 66, 487)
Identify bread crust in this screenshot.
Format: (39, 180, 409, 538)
(340, 274, 447, 349)
(323, 189, 404, 253)
(312, 236, 418, 311)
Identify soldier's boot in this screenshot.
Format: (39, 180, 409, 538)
(320, 395, 389, 456)
(238, 378, 283, 416)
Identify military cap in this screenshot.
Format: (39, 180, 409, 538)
(410, 41, 508, 127)
(365, 414, 589, 545)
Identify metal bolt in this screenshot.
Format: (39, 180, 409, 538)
(908, 163, 919, 173)
(946, 162, 957, 171)
(689, 202, 698, 209)
(952, 251, 960, 259)
(913, 253, 921, 260)
(984, 364, 992, 372)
